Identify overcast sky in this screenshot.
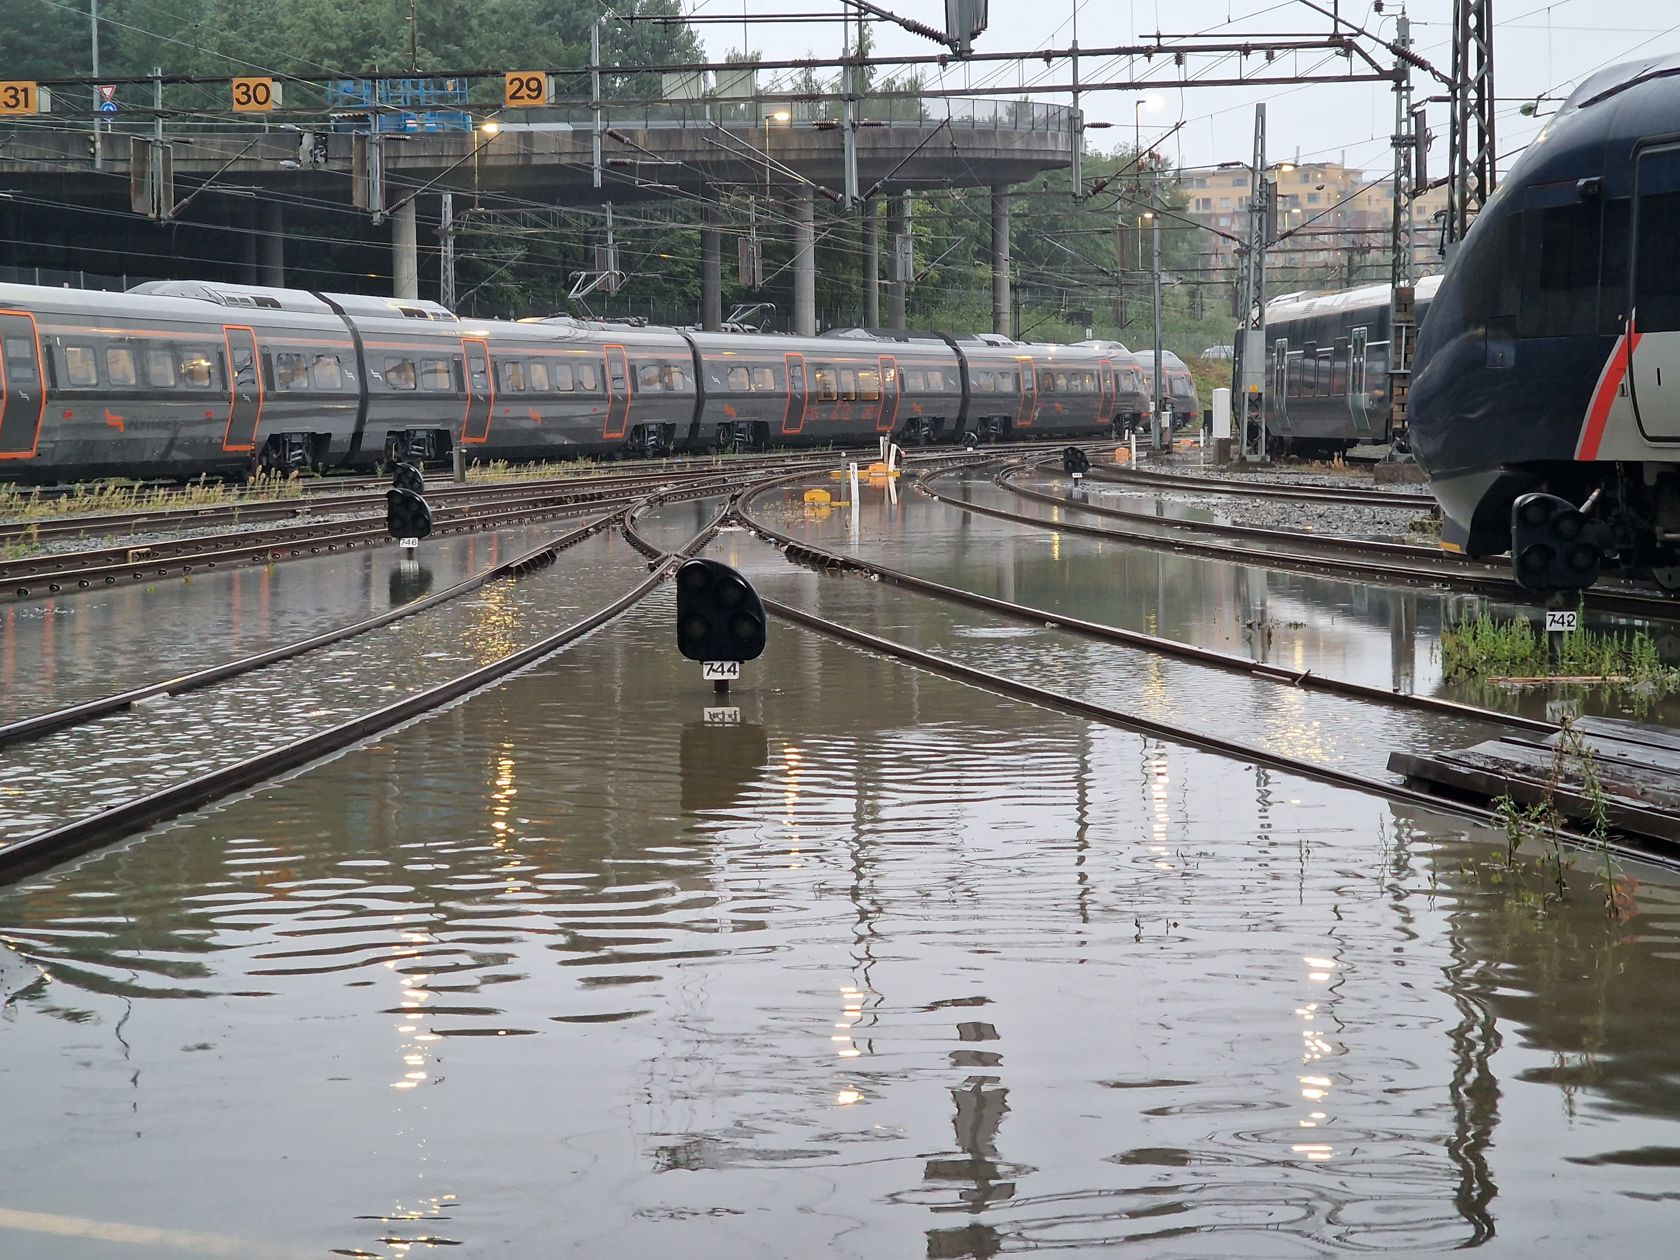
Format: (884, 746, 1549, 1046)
(690, 0, 1680, 176)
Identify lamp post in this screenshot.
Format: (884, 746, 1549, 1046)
(1134, 96, 1163, 450)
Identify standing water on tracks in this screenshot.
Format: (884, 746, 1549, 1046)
(2, 571, 1680, 1255)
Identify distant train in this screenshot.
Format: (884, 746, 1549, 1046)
(1248, 275, 1442, 456)
(1411, 53, 1680, 592)
(0, 279, 1178, 482)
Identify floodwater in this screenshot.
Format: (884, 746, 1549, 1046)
(766, 470, 1680, 730)
(4, 477, 1680, 1255)
(0, 519, 592, 725)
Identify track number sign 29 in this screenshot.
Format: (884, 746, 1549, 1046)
(504, 72, 552, 107)
(230, 77, 281, 112)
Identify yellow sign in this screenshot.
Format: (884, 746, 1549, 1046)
(503, 71, 550, 107)
(230, 77, 281, 112)
(0, 82, 44, 115)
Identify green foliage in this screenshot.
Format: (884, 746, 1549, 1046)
(1442, 606, 1680, 689)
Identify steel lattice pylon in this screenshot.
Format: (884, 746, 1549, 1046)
(1448, 0, 1496, 242)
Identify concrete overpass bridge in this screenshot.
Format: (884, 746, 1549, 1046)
(0, 96, 1075, 334)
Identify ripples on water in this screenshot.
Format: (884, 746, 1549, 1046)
(2, 562, 1680, 1256)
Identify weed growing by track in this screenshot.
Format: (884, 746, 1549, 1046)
(0, 472, 304, 523)
(1482, 716, 1634, 919)
(1442, 607, 1680, 690)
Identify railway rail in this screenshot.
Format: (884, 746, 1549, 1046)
(0, 488, 732, 882)
(923, 463, 1680, 623)
(1086, 462, 1435, 509)
(732, 476, 1680, 866)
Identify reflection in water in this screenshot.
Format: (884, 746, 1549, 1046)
(6, 582, 1680, 1254)
(388, 559, 435, 607)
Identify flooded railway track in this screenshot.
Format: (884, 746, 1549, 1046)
(734, 480, 1679, 865)
(932, 464, 1680, 623)
(0, 488, 732, 880)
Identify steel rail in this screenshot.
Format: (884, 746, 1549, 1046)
(753, 593, 1678, 869)
(921, 467, 1680, 623)
(733, 482, 1556, 736)
(1084, 461, 1436, 509)
(0, 495, 734, 883)
(0, 450, 879, 544)
(1004, 463, 1477, 570)
(0, 511, 622, 750)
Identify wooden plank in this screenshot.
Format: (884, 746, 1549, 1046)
(1460, 739, 1680, 810)
(1571, 714, 1680, 757)
(1389, 749, 1680, 844)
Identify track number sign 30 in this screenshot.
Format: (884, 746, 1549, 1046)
(230, 77, 281, 111)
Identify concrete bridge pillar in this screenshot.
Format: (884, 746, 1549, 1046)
(992, 184, 1012, 337)
(700, 204, 723, 331)
(260, 202, 284, 287)
(887, 194, 908, 330)
(791, 194, 816, 337)
(392, 199, 419, 300)
(861, 198, 879, 328)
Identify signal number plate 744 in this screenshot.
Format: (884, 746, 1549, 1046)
(702, 661, 741, 681)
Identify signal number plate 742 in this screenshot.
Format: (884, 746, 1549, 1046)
(702, 661, 741, 681)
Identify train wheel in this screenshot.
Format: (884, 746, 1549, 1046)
(1651, 564, 1680, 594)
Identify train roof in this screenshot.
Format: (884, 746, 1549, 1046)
(1264, 273, 1443, 323)
(130, 280, 458, 321)
(1568, 53, 1680, 110)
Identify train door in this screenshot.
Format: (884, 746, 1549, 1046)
(0, 311, 45, 458)
(221, 326, 263, 453)
(1098, 358, 1115, 420)
(1631, 145, 1680, 440)
(1015, 355, 1036, 428)
(603, 344, 630, 439)
(1348, 326, 1370, 432)
(1271, 338, 1290, 433)
(462, 338, 494, 443)
(782, 353, 808, 434)
(876, 355, 899, 432)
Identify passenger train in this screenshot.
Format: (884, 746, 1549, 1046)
(1410, 54, 1680, 592)
(0, 278, 1175, 482)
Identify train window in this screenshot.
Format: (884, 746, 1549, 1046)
(420, 359, 452, 391)
(1315, 349, 1331, 397)
(1600, 199, 1629, 335)
(726, 366, 750, 390)
(1037, 370, 1054, 393)
(1635, 152, 1680, 333)
(1000, 369, 1017, 392)
(63, 344, 98, 387)
(663, 364, 691, 393)
(274, 353, 309, 391)
(311, 354, 346, 391)
(527, 361, 550, 392)
(497, 360, 527, 392)
(927, 368, 946, 390)
(636, 363, 663, 390)
(145, 348, 175, 388)
(1287, 351, 1305, 399)
(1520, 197, 1601, 337)
(179, 349, 218, 389)
(972, 370, 993, 393)
(553, 362, 575, 392)
(384, 357, 418, 391)
(1332, 338, 1349, 397)
(814, 367, 837, 400)
(903, 369, 923, 390)
(105, 345, 138, 388)
(1083, 371, 1098, 393)
(836, 368, 857, 400)
(858, 369, 880, 401)
(751, 366, 779, 390)
(576, 362, 600, 392)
